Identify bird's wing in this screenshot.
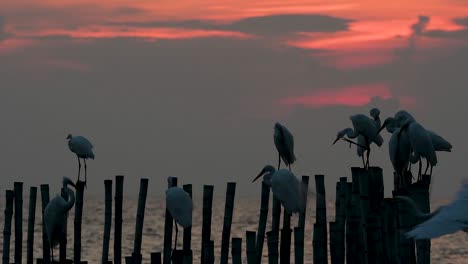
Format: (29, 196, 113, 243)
(274, 125, 296, 165)
(281, 126, 296, 163)
(406, 183, 468, 239)
(70, 136, 95, 158)
(427, 130, 452, 152)
(272, 170, 302, 214)
(166, 188, 193, 228)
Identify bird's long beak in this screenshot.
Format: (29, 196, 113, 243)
(332, 136, 341, 145)
(69, 181, 77, 189)
(252, 169, 265, 183)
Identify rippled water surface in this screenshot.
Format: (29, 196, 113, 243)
(0, 195, 466, 263)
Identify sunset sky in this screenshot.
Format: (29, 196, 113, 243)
(1, 0, 468, 199)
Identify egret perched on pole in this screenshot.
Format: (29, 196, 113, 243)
(252, 165, 304, 214)
(333, 112, 383, 169)
(67, 134, 95, 186)
(273, 122, 296, 171)
(44, 177, 76, 262)
(166, 186, 193, 257)
(395, 182, 468, 239)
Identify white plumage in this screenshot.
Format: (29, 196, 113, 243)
(273, 122, 296, 171)
(166, 187, 193, 229)
(379, 117, 411, 178)
(399, 182, 468, 239)
(44, 177, 76, 262)
(67, 134, 95, 185)
(253, 165, 304, 214)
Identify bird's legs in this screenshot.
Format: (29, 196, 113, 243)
(418, 157, 422, 182)
(171, 220, 179, 260)
(77, 156, 82, 184)
(288, 164, 291, 172)
(424, 159, 430, 176)
(362, 155, 366, 168)
(365, 137, 370, 169)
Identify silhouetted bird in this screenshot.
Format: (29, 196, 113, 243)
(67, 134, 95, 186)
(273, 122, 296, 171)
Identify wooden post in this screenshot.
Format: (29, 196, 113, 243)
(334, 177, 347, 264)
(271, 199, 281, 232)
(2, 190, 14, 264)
(220, 182, 236, 264)
(358, 168, 369, 264)
(204, 240, 215, 264)
(59, 186, 69, 263)
(27, 187, 37, 264)
(293, 227, 304, 264)
(246, 231, 256, 264)
(115, 175, 124, 264)
(266, 231, 279, 264)
(102, 180, 113, 264)
(365, 215, 384, 263)
(40, 184, 51, 263)
(298, 176, 309, 229)
(381, 198, 398, 264)
(163, 177, 177, 264)
(412, 175, 431, 264)
(150, 252, 161, 264)
(351, 168, 366, 264)
(256, 181, 270, 263)
(366, 168, 385, 264)
(182, 184, 193, 264)
(132, 178, 149, 264)
(313, 175, 327, 264)
(171, 250, 184, 264)
(201, 185, 214, 263)
(393, 188, 416, 264)
(74, 181, 86, 264)
(14, 182, 23, 264)
(279, 212, 292, 264)
(231, 237, 242, 264)
(329, 222, 338, 264)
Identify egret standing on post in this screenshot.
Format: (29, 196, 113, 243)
(166, 185, 193, 257)
(44, 177, 76, 262)
(273, 123, 296, 171)
(67, 134, 95, 186)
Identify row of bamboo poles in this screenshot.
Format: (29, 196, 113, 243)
(1, 167, 430, 264)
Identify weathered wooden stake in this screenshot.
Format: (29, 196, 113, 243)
(312, 175, 327, 264)
(2, 190, 14, 264)
(231, 237, 242, 264)
(150, 252, 161, 264)
(334, 177, 347, 264)
(59, 186, 69, 263)
(246, 231, 256, 264)
(413, 175, 431, 264)
(266, 230, 279, 264)
(201, 185, 214, 263)
(14, 182, 23, 264)
(298, 175, 309, 229)
(102, 180, 113, 264)
(163, 177, 177, 264)
(40, 184, 51, 263)
(357, 168, 370, 264)
(27, 187, 37, 264)
(74, 180, 86, 264)
(182, 184, 193, 264)
(350, 168, 366, 264)
(293, 227, 304, 264)
(220, 182, 236, 264)
(132, 178, 149, 264)
(204, 240, 215, 264)
(115, 175, 124, 264)
(279, 212, 292, 264)
(329, 221, 338, 264)
(256, 181, 270, 264)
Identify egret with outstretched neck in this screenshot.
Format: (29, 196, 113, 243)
(44, 177, 76, 262)
(273, 123, 296, 171)
(67, 134, 95, 186)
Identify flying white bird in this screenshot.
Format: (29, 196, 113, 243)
(44, 177, 76, 262)
(273, 123, 296, 171)
(67, 134, 95, 185)
(395, 182, 468, 239)
(333, 113, 384, 168)
(252, 165, 304, 214)
(166, 185, 193, 255)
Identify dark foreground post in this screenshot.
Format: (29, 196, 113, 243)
(182, 184, 193, 264)
(74, 181, 86, 264)
(231, 237, 242, 264)
(220, 182, 236, 264)
(115, 175, 124, 264)
(256, 181, 270, 263)
(14, 182, 23, 264)
(132, 178, 149, 264)
(293, 227, 304, 264)
(266, 231, 279, 264)
(280, 212, 292, 264)
(27, 187, 37, 264)
(412, 175, 431, 264)
(204, 240, 215, 264)
(246, 231, 256, 264)
(102, 180, 113, 264)
(40, 184, 51, 263)
(150, 252, 161, 264)
(163, 177, 177, 264)
(3, 190, 14, 264)
(313, 175, 327, 264)
(59, 186, 69, 263)
(201, 185, 214, 263)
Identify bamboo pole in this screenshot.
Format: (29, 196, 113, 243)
(14, 182, 23, 264)
(74, 180, 86, 264)
(256, 181, 270, 264)
(150, 252, 161, 264)
(365, 214, 384, 263)
(102, 180, 113, 264)
(293, 227, 304, 264)
(131, 178, 149, 264)
(266, 230, 279, 264)
(115, 175, 124, 264)
(279, 212, 292, 264)
(413, 175, 431, 264)
(204, 240, 215, 264)
(163, 177, 177, 264)
(201, 185, 214, 263)
(232, 237, 242, 264)
(271, 199, 281, 232)
(220, 182, 236, 264)
(335, 177, 347, 264)
(59, 186, 69, 263)
(27, 187, 37, 264)
(2, 190, 14, 264)
(246, 231, 256, 264)
(351, 168, 366, 264)
(182, 184, 193, 264)
(171, 250, 184, 264)
(357, 168, 370, 264)
(381, 198, 398, 264)
(40, 184, 51, 263)
(329, 221, 338, 264)
(312, 175, 327, 264)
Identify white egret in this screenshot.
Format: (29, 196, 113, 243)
(67, 134, 95, 185)
(252, 165, 304, 214)
(395, 182, 468, 239)
(166, 185, 193, 255)
(273, 122, 296, 171)
(44, 177, 76, 262)
(333, 113, 383, 168)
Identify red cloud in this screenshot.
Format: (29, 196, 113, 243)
(279, 83, 393, 107)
